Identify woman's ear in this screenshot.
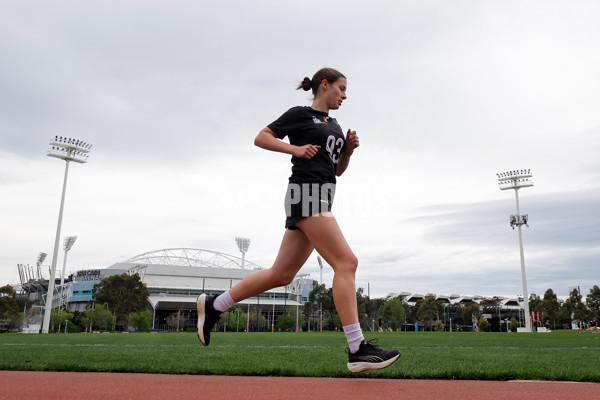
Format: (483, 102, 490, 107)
(320, 79, 329, 91)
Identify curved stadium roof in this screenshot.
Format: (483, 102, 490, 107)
(123, 248, 263, 270)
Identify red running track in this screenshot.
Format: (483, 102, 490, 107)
(0, 371, 598, 400)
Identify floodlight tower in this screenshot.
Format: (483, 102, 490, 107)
(58, 236, 77, 310)
(317, 256, 324, 332)
(60, 236, 77, 286)
(497, 169, 533, 332)
(37, 252, 47, 280)
(235, 237, 250, 268)
(41, 137, 91, 334)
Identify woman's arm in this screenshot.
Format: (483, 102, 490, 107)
(336, 129, 359, 176)
(255, 127, 320, 159)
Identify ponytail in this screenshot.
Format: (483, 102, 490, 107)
(296, 77, 313, 92)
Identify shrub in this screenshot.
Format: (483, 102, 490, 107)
(434, 320, 445, 332)
(478, 316, 489, 331)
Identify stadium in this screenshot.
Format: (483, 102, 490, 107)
(19, 247, 313, 332)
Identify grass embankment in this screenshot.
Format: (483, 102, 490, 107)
(1, 330, 598, 381)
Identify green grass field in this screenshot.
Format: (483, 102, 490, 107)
(1, 331, 598, 381)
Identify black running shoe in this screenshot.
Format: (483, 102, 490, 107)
(196, 294, 221, 346)
(347, 339, 401, 373)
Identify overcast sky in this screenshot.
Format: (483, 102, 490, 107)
(1, 0, 599, 299)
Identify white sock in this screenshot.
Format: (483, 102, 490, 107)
(213, 290, 236, 312)
(343, 323, 364, 353)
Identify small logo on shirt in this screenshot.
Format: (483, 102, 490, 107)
(312, 116, 328, 124)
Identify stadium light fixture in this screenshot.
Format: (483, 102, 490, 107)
(37, 252, 47, 266)
(58, 236, 77, 310)
(60, 236, 77, 286)
(497, 169, 533, 332)
(36, 252, 47, 280)
(235, 237, 250, 268)
(41, 137, 91, 334)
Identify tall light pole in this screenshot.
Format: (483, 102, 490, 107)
(61, 236, 77, 286)
(42, 137, 91, 334)
(235, 237, 250, 268)
(317, 256, 323, 332)
(37, 252, 47, 280)
(59, 236, 77, 310)
(497, 169, 533, 332)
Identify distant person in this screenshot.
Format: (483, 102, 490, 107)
(196, 67, 400, 373)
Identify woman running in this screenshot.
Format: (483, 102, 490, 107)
(197, 67, 400, 373)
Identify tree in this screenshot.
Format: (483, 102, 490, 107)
(557, 301, 573, 328)
(480, 297, 501, 314)
(247, 308, 267, 332)
(510, 317, 518, 332)
(463, 303, 481, 331)
(130, 310, 152, 331)
(541, 288, 561, 330)
(416, 296, 438, 331)
(50, 309, 73, 333)
(445, 303, 463, 329)
(529, 293, 544, 328)
(368, 296, 386, 330)
(223, 309, 247, 332)
(322, 287, 336, 330)
(305, 284, 331, 331)
(69, 311, 85, 332)
(378, 298, 405, 331)
(93, 273, 150, 330)
(564, 288, 589, 328)
(0, 285, 24, 332)
(586, 285, 600, 323)
(528, 293, 542, 314)
(277, 314, 296, 332)
(81, 303, 114, 332)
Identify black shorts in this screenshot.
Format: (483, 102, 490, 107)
(284, 182, 336, 230)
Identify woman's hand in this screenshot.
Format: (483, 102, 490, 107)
(255, 128, 320, 159)
(345, 129, 359, 155)
(292, 144, 321, 159)
(336, 129, 359, 176)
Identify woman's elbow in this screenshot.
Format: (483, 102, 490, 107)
(254, 129, 271, 148)
(254, 133, 265, 148)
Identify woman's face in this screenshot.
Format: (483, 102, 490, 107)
(321, 77, 347, 110)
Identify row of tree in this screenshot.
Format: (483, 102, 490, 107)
(3, 275, 599, 333)
(301, 284, 600, 332)
(40, 306, 154, 333)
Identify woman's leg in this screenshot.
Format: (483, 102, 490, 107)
(228, 228, 314, 302)
(296, 213, 400, 373)
(296, 213, 359, 326)
(200, 229, 313, 345)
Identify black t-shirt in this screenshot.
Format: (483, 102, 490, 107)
(268, 106, 346, 184)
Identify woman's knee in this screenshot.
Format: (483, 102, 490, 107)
(267, 268, 296, 287)
(336, 254, 358, 275)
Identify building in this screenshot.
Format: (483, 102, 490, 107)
(17, 248, 574, 332)
(55, 248, 313, 331)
